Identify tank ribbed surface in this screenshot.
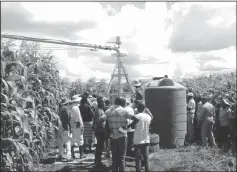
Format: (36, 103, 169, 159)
(145, 79, 187, 148)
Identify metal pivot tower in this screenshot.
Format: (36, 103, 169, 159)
(105, 37, 134, 97)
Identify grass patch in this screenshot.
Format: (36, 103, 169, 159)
(149, 145, 236, 171)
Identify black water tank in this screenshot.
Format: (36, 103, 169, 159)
(145, 79, 187, 149)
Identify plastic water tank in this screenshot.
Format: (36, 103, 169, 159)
(145, 78, 187, 148)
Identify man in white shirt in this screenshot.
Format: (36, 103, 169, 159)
(130, 102, 152, 172)
(69, 96, 84, 159)
(187, 92, 196, 144)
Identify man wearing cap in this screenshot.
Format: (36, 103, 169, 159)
(58, 98, 72, 161)
(69, 96, 84, 159)
(188, 88, 196, 100)
(186, 92, 196, 144)
(219, 98, 232, 151)
(93, 96, 107, 168)
(199, 95, 216, 147)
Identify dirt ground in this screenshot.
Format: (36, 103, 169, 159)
(38, 145, 236, 172)
(38, 151, 140, 172)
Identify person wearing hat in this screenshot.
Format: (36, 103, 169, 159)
(69, 95, 84, 159)
(186, 92, 196, 144)
(188, 87, 196, 100)
(81, 91, 92, 106)
(79, 94, 95, 154)
(219, 98, 232, 151)
(194, 94, 203, 144)
(133, 80, 143, 102)
(93, 96, 107, 168)
(58, 98, 72, 161)
(199, 95, 216, 147)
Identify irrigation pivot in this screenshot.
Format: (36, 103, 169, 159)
(1, 34, 134, 97)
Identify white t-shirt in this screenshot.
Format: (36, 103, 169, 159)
(187, 98, 196, 118)
(133, 112, 152, 145)
(70, 105, 84, 129)
(196, 101, 203, 121)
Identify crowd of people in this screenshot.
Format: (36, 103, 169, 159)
(58, 90, 153, 172)
(57, 77, 236, 172)
(186, 88, 236, 154)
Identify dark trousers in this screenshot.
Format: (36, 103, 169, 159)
(95, 131, 106, 165)
(220, 126, 231, 149)
(134, 143, 149, 172)
(111, 136, 127, 172)
(127, 132, 134, 157)
(193, 122, 202, 144)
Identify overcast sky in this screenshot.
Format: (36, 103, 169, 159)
(1, 2, 236, 81)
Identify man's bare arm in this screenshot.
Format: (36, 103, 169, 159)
(127, 116, 139, 129)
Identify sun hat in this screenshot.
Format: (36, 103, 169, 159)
(61, 98, 71, 105)
(223, 98, 230, 106)
(132, 80, 142, 87)
(71, 95, 82, 103)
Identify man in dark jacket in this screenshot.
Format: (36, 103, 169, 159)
(79, 91, 95, 153)
(104, 99, 112, 157)
(59, 98, 72, 161)
(94, 96, 107, 168)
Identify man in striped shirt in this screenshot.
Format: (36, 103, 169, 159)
(199, 95, 216, 147)
(101, 97, 139, 172)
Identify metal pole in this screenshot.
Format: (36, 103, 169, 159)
(1, 34, 118, 52)
(117, 51, 122, 96)
(115, 36, 123, 96)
